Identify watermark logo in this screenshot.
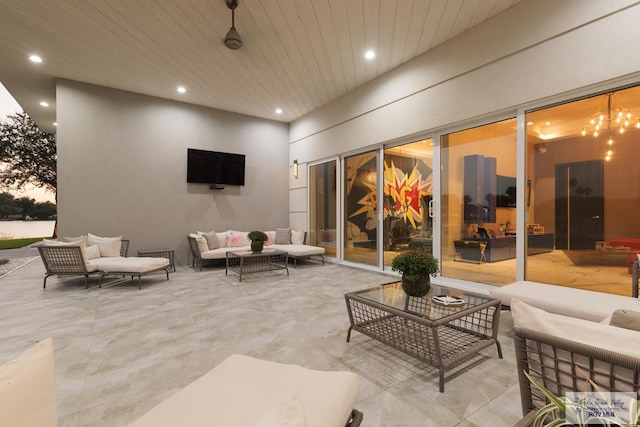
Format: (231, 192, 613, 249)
(565, 392, 638, 425)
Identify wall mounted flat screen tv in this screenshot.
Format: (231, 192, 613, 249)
(187, 148, 245, 186)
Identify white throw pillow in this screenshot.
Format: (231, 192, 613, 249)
(275, 228, 291, 244)
(216, 230, 232, 247)
(85, 245, 101, 260)
(291, 230, 305, 245)
(511, 299, 640, 358)
(87, 233, 122, 257)
(62, 235, 87, 244)
(250, 392, 308, 427)
(264, 231, 276, 246)
(0, 338, 57, 427)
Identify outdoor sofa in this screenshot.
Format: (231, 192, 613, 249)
(188, 228, 325, 270)
(36, 234, 170, 289)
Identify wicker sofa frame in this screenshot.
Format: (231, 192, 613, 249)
(513, 327, 640, 426)
(37, 240, 130, 289)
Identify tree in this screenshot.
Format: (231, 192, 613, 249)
(15, 196, 36, 219)
(0, 112, 56, 195)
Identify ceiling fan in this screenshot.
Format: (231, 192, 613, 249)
(224, 0, 242, 49)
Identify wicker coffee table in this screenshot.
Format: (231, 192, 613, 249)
(225, 249, 289, 282)
(345, 281, 502, 392)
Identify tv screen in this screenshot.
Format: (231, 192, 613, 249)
(187, 148, 245, 186)
(496, 175, 516, 207)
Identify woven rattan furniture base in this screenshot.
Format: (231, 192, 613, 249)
(225, 249, 289, 282)
(138, 248, 176, 272)
(345, 281, 502, 392)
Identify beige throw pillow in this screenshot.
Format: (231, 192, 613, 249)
(0, 338, 57, 427)
(201, 231, 219, 250)
(610, 309, 640, 332)
(275, 228, 291, 244)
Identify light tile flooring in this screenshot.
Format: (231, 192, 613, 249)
(1, 258, 523, 427)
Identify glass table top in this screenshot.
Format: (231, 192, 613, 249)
(348, 281, 497, 321)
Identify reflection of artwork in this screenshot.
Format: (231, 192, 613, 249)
(346, 156, 432, 242)
(383, 160, 432, 228)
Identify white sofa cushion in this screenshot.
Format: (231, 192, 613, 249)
(87, 233, 122, 257)
(512, 299, 640, 358)
(127, 354, 358, 427)
(0, 338, 57, 427)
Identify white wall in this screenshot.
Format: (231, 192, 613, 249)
(56, 80, 289, 265)
(288, 0, 640, 234)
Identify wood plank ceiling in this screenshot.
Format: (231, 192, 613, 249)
(0, 0, 523, 133)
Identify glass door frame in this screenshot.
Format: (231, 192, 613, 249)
(308, 156, 341, 262)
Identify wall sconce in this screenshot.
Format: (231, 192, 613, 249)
(293, 160, 299, 179)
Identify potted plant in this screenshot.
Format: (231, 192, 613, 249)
(247, 230, 268, 253)
(391, 249, 439, 297)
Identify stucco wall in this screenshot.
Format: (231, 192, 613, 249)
(56, 80, 289, 265)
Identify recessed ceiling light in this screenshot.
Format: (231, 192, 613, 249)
(177, 86, 186, 94)
(40, 101, 49, 107)
(365, 50, 376, 60)
(545, 121, 551, 126)
(275, 108, 283, 115)
(53, 122, 57, 126)
(29, 55, 42, 63)
(526, 121, 534, 126)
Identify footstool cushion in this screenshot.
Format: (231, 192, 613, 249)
(96, 257, 169, 273)
(96, 257, 171, 289)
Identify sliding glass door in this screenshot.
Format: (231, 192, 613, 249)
(309, 161, 337, 258)
(344, 151, 378, 265)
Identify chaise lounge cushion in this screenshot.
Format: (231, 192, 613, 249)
(127, 354, 359, 427)
(0, 338, 57, 427)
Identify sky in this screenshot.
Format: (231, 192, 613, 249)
(0, 82, 56, 203)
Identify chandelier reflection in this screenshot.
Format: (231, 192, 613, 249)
(581, 92, 640, 161)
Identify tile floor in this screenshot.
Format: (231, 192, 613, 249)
(0, 258, 523, 426)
